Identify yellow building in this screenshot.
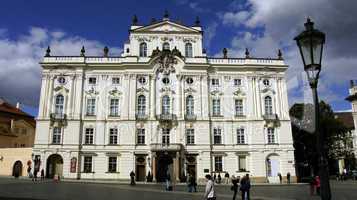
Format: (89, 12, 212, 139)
(0, 99, 36, 177)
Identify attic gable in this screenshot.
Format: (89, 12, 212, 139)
(131, 20, 201, 34)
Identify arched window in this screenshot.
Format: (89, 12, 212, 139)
(55, 95, 64, 114)
(162, 42, 170, 50)
(162, 95, 170, 114)
(139, 42, 147, 57)
(137, 95, 146, 115)
(185, 43, 193, 57)
(264, 96, 273, 115)
(186, 95, 194, 115)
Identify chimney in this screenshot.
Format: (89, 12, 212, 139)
(16, 102, 20, 109)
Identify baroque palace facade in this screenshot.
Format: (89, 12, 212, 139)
(33, 14, 295, 183)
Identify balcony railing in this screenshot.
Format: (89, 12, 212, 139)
(156, 114, 177, 121)
(150, 143, 182, 151)
(50, 113, 67, 120)
(136, 113, 148, 120)
(50, 113, 67, 126)
(263, 114, 278, 120)
(184, 114, 197, 121)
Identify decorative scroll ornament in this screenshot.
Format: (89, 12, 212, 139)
(54, 86, 69, 93)
(108, 87, 122, 96)
(261, 87, 275, 94)
(137, 87, 149, 93)
(184, 87, 197, 94)
(160, 86, 176, 94)
(233, 88, 246, 96)
(152, 47, 182, 75)
(85, 87, 99, 95)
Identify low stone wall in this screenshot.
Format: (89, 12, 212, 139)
(0, 148, 33, 177)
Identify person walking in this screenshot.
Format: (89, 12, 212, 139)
(213, 173, 216, 183)
(278, 172, 282, 184)
(217, 173, 222, 184)
(40, 169, 45, 181)
(224, 172, 230, 184)
(33, 169, 38, 182)
(203, 174, 216, 200)
(165, 170, 172, 191)
(315, 176, 321, 195)
(231, 175, 239, 200)
(188, 174, 194, 192)
(130, 171, 136, 185)
(240, 174, 251, 200)
(286, 172, 291, 184)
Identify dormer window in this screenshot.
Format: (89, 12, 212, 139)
(139, 42, 147, 57)
(263, 79, 270, 86)
(88, 77, 97, 85)
(163, 42, 170, 50)
(185, 43, 193, 57)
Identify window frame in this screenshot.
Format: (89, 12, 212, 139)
(162, 128, 170, 145)
(186, 95, 194, 116)
(267, 128, 275, 144)
(83, 156, 93, 173)
(112, 77, 120, 85)
(88, 77, 97, 85)
(214, 156, 223, 172)
(185, 43, 193, 57)
(162, 95, 170, 115)
(238, 155, 247, 172)
(137, 128, 145, 145)
(235, 99, 244, 116)
(55, 94, 64, 115)
(212, 99, 221, 116)
(213, 128, 222, 145)
(137, 95, 146, 116)
(139, 42, 147, 57)
(109, 128, 118, 145)
(211, 78, 220, 86)
(236, 128, 245, 144)
(108, 156, 117, 173)
(86, 98, 96, 116)
(84, 128, 94, 145)
(264, 96, 273, 115)
(109, 98, 119, 116)
(186, 128, 195, 145)
(52, 127, 62, 144)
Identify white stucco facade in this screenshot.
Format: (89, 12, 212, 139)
(33, 16, 295, 183)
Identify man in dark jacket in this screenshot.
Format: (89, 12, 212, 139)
(240, 174, 251, 200)
(130, 171, 136, 185)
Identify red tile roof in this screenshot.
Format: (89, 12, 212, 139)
(0, 99, 35, 127)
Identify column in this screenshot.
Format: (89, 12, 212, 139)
(150, 75, 155, 119)
(174, 152, 180, 182)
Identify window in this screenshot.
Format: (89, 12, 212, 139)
(163, 42, 170, 50)
(58, 76, 66, 84)
(186, 95, 194, 115)
(162, 95, 170, 114)
(267, 128, 275, 144)
(235, 99, 244, 116)
(83, 156, 92, 173)
(85, 128, 94, 144)
(109, 99, 119, 116)
(234, 79, 242, 86)
(55, 95, 64, 114)
(214, 156, 223, 172)
(138, 76, 146, 85)
(186, 77, 194, 84)
(185, 43, 193, 57)
(139, 42, 147, 57)
(238, 156, 247, 171)
(186, 129, 195, 145)
(211, 78, 219, 86)
(109, 128, 118, 144)
(137, 95, 146, 115)
(86, 98, 96, 116)
(162, 77, 170, 84)
(213, 128, 222, 144)
(137, 128, 145, 145)
(263, 79, 270, 86)
(52, 127, 61, 144)
(237, 128, 245, 144)
(264, 96, 273, 115)
(88, 77, 97, 85)
(108, 157, 117, 173)
(212, 99, 221, 116)
(112, 77, 120, 85)
(162, 128, 170, 145)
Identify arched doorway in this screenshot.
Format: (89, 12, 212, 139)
(156, 152, 173, 182)
(46, 154, 63, 178)
(135, 156, 146, 181)
(12, 161, 23, 178)
(266, 154, 280, 177)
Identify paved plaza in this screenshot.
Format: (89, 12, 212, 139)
(0, 178, 356, 200)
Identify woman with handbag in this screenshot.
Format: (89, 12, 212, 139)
(231, 175, 239, 200)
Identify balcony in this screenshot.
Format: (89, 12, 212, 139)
(136, 113, 148, 120)
(150, 143, 182, 152)
(184, 114, 197, 121)
(263, 114, 280, 127)
(50, 113, 67, 126)
(156, 114, 177, 121)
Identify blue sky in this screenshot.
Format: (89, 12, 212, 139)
(0, 0, 356, 116)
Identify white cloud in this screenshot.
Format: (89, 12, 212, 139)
(220, 0, 357, 109)
(0, 27, 121, 108)
(204, 22, 218, 51)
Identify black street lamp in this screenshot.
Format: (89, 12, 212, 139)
(294, 18, 331, 200)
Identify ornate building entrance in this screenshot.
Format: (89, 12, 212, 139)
(46, 154, 63, 178)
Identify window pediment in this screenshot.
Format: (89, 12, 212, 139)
(233, 88, 246, 97)
(136, 87, 149, 93)
(85, 87, 99, 96)
(184, 87, 196, 94)
(54, 86, 69, 93)
(108, 88, 122, 97)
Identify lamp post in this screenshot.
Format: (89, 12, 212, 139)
(294, 18, 331, 200)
